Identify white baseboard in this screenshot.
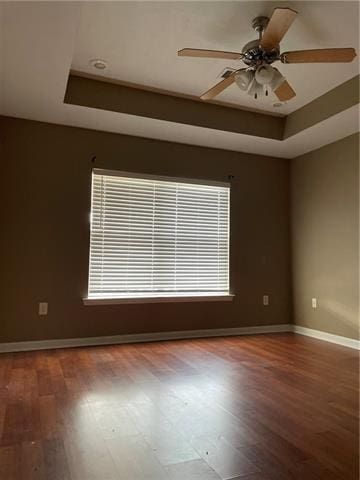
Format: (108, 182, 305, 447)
(293, 325, 360, 350)
(0, 324, 291, 353)
(1, 324, 358, 353)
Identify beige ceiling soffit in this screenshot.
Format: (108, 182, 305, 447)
(64, 74, 284, 140)
(284, 75, 359, 139)
(69, 70, 284, 118)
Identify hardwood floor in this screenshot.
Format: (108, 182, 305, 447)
(0, 333, 358, 479)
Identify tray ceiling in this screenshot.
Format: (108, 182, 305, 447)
(72, 1, 359, 115)
(0, 1, 358, 158)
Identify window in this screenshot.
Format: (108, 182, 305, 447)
(85, 169, 231, 304)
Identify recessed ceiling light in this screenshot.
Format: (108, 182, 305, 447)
(90, 59, 108, 70)
(273, 102, 284, 108)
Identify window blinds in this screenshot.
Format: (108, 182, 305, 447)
(88, 170, 230, 298)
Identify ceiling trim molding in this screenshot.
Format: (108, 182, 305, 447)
(64, 74, 285, 140)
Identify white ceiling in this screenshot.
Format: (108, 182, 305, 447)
(0, 1, 359, 159)
(72, 1, 360, 114)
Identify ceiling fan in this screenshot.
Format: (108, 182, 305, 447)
(178, 7, 357, 102)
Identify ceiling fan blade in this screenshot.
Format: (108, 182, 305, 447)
(200, 73, 236, 100)
(281, 48, 357, 63)
(260, 8, 297, 51)
(274, 79, 296, 101)
(178, 48, 243, 60)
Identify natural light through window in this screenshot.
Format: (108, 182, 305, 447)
(85, 169, 231, 304)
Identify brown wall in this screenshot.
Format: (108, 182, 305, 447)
(0, 116, 291, 343)
(284, 76, 359, 138)
(291, 134, 359, 340)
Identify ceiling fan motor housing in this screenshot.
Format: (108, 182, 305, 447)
(242, 39, 279, 66)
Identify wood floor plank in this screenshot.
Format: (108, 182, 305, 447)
(42, 438, 72, 480)
(63, 429, 119, 480)
(142, 424, 201, 466)
(0, 445, 20, 480)
(165, 459, 221, 479)
(19, 440, 45, 480)
(106, 434, 169, 479)
(190, 434, 260, 479)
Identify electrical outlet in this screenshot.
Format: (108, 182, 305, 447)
(39, 302, 48, 315)
(263, 295, 269, 306)
(312, 298, 317, 309)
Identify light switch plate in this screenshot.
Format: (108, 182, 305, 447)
(312, 298, 317, 309)
(263, 295, 269, 306)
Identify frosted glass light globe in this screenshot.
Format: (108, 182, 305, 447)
(235, 70, 254, 90)
(255, 65, 275, 85)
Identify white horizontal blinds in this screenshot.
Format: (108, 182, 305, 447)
(88, 171, 229, 298)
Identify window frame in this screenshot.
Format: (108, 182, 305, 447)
(83, 169, 233, 305)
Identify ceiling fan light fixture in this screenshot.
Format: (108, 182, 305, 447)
(269, 67, 286, 91)
(248, 78, 263, 99)
(254, 65, 275, 85)
(235, 69, 254, 91)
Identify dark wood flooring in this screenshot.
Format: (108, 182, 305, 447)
(0, 333, 358, 480)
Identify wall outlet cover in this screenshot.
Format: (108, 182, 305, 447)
(39, 302, 48, 315)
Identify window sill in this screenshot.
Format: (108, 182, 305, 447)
(83, 293, 234, 306)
